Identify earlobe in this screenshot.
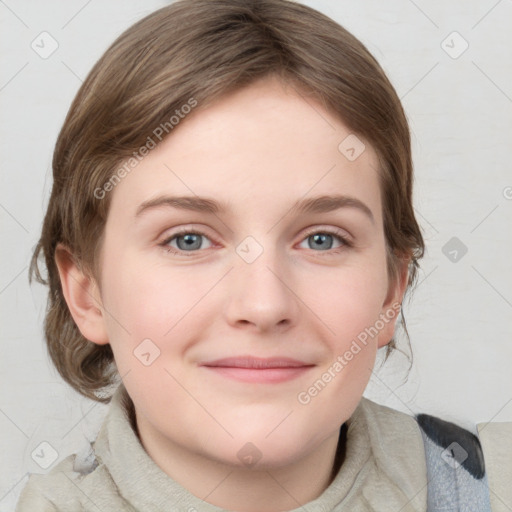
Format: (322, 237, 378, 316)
(377, 258, 409, 349)
(54, 243, 110, 345)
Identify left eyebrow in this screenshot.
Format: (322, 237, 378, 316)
(134, 194, 375, 224)
(290, 194, 375, 224)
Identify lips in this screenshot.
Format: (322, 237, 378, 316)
(200, 356, 313, 369)
(199, 356, 315, 384)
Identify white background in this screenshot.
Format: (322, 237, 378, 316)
(1, 1, 511, 509)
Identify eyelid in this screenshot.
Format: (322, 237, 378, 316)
(300, 225, 352, 244)
(160, 226, 217, 251)
(159, 224, 353, 256)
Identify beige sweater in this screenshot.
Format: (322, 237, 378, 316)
(15, 382, 512, 511)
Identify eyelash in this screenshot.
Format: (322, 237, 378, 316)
(159, 227, 353, 257)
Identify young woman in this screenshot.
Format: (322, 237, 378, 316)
(17, 1, 511, 510)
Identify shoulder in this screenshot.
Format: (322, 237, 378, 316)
(16, 384, 137, 512)
(477, 420, 512, 452)
(15, 447, 125, 512)
(359, 397, 488, 479)
(16, 453, 86, 511)
(477, 421, 512, 511)
(354, 397, 429, 510)
(357, 397, 504, 510)
(355, 397, 427, 460)
(356, 395, 422, 437)
(416, 410, 486, 478)
(358, 396, 489, 477)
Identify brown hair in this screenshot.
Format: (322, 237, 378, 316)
(29, 0, 424, 403)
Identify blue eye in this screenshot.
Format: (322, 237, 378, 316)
(302, 232, 344, 251)
(161, 230, 213, 254)
(298, 229, 352, 254)
(160, 228, 352, 256)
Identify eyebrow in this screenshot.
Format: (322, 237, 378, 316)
(135, 194, 375, 224)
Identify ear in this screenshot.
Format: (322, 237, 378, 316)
(54, 243, 109, 345)
(377, 256, 410, 349)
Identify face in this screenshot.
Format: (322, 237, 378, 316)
(89, 76, 405, 469)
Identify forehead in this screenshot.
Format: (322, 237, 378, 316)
(107, 76, 382, 224)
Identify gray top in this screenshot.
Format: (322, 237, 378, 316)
(16, 381, 429, 511)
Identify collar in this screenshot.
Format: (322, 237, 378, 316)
(91, 382, 427, 511)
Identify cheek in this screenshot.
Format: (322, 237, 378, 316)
(292, 265, 386, 434)
(306, 260, 388, 342)
(99, 252, 208, 356)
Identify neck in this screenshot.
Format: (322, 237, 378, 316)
(133, 408, 346, 512)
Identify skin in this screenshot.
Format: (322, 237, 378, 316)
(56, 75, 408, 512)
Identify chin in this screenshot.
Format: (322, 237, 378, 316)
(207, 429, 313, 470)
(224, 444, 304, 471)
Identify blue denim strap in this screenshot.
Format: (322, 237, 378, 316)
(416, 413, 492, 512)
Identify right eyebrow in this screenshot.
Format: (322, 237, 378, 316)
(135, 195, 226, 217)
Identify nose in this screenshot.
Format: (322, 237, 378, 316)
(223, 244, 300, 333)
